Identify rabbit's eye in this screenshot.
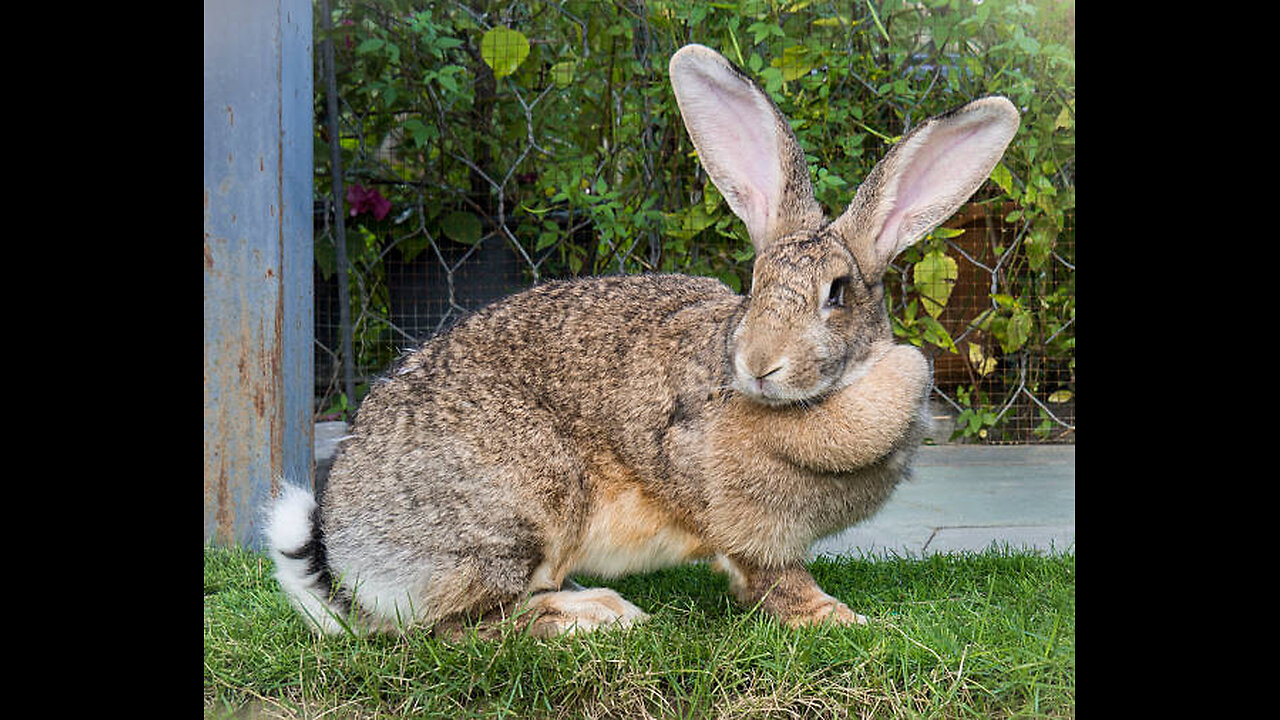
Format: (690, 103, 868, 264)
(824, 276, 849, 309)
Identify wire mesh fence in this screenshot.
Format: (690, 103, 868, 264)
(902, 202, 1076, 443)
(312, 0, 1075, 444)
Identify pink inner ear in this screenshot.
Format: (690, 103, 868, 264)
(683, 66, 780, 244)
(874, 122, 997, 261)
(875, 210, 907, 260)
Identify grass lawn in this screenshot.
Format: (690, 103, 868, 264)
(204, 544, 1074, 719)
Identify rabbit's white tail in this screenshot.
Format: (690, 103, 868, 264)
(264, 484, 354, 634)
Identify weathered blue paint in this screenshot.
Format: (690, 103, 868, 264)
(204, 0, 313, 548)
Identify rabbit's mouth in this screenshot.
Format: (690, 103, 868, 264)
(731, 357, 839, 407)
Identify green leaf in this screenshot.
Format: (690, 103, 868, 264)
(747, 21, 782, 44)
(551, 60, 575, 88)
(700, 178, 723, 212)
(404, 118, 433, 147)
(968, 342, 997, 376)
(356, 38, 385, 55)
(397, 234, 433, 263)
(429, 65, 464, 94)
(1048, 390, 1073, 403)
(441, 211, 483, 246)
(990, 162, 1015, 196)
(772, 45, 813, 82)
(1000, 308, 1033, 353)
(931, 226, 965, 239)
(535, 231, 559, 252)
(480, 27, 529, 78)
(1026, 222, 1057, 270)
(990, 293, 1017, 309)
(815, 168, 847, 189)
(681, 204, 717, 234)
(913, 249, 958, 318)
(759, 66, 784, 94)
(918, 315, 956, 353)
(813, 15, 852, 28)
(1054, 103, 1073, 130)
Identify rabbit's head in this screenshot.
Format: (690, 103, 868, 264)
(669, 45, 1019, 406)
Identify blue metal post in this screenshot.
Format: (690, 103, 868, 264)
(204, 0, 313, 547)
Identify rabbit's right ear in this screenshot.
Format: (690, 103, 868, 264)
(669, 44, 824, 253)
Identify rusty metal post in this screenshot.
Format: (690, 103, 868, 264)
(204, 0, 313, 548)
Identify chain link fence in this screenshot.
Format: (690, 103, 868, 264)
(313, 0, 1075, 444)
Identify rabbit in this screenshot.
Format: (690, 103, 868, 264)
(265, 43, 1019, 638)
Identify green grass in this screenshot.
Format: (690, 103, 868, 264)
(204, 545, 1074, 719)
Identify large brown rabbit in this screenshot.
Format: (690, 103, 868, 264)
(266, 44, 1019, 638)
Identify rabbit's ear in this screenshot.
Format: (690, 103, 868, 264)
(831, 97, 1019, 280)
(669, 44, 824, 252)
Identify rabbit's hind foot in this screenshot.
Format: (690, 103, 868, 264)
(522, 586, 649, 637)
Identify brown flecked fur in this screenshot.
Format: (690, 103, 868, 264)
(267, 44, 1019, 637)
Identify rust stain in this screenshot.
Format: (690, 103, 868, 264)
(248, 319, 267, 421)
(269, 301, 285, 485)
(204, 190, 214, 272)
(208, 282, 281, 544)
(216, 463, 232, 545)
(226, 105, 234, 126)
(208, 290, 282, 544)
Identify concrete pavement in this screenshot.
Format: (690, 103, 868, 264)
(811, 444, 1075, 558)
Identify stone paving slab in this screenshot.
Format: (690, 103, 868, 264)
(811, 444, 1075, 558)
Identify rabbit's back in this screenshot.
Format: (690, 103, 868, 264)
(373, 273, 741, 451)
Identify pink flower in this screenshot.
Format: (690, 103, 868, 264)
(346, 184, 391, 221)
(342, 19, 355, 51)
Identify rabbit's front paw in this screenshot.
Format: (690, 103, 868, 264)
(718, 557, 869, 629)
(856, 343, 929, 398)
(524, 587, 649, 637)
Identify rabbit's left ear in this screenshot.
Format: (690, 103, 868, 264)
(669, 44, 824, 252)
(830, 97, 1020, 280)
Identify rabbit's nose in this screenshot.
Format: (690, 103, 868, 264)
(736, 348, 788, 385)
(752, 364, 787, 396)
(755, 364, 785, 382)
